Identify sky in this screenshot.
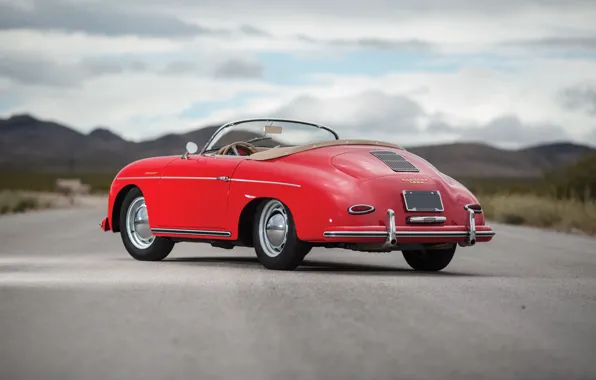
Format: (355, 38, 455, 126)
(0, 0, 595, 148)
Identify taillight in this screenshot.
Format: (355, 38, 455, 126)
(464, 203, 483, 213)
(348, 204, 375, 215)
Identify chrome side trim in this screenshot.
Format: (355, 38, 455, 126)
(117, 176, 300, 187)
(230, 178, 301, 188)
(151, 228, 231, 237)
(323, 231, 388, 238)
(161, 176, 218, 180)
(396, 231, 495, 237)
(117, 176, 160, 180)
(117, 176, 218, 181)
(323, 230, 496, 238)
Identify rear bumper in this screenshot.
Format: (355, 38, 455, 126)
(323, 206, 495, 247)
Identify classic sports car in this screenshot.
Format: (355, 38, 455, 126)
(100, 118, 495, 271)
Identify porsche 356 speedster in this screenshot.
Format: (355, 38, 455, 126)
(100, 118, 495, 271)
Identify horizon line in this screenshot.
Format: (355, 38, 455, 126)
(2, 112, 595, 151)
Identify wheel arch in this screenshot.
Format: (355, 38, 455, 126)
(111, 184, 139, 232)
(237, 197, 268, 246)
(236, 196, 314, 246)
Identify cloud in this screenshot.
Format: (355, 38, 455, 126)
(121, 0, 596, 53)
(584, 128, 596, 146)
(0, 52, 147, 86)
(0, 0, 595, 149)
(161, 61, 201, 76)
(0, 30, 185, 60)
(214, 59, 264, 79)
(122, 0, 594, 20)
(559, 84, 596, 115)
(296, 36, 436, 51)
(427, 115, 570, 145)
(271, 91, 424, 132)
(265, 92, 570, 146)
(0, 47, 265, 86)
(0, 0, 227, 38)
(239, 25, 272, 37)
(517, 37, 596, 51)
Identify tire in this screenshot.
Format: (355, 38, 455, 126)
(402, 245, 456, 271)
(252, 199, 311, 270)
(119, 187, 174, 261)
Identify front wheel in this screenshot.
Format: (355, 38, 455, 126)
(253, 199, 311, 270)
(402, 245, 456, 271)
(119, 187, 174, 261)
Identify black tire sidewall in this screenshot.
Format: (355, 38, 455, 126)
(119, 187, 174, 261)
(402, 245, 456, 271)
(253, 199, 309, 270)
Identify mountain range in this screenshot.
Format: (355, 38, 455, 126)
(1, 114, 594, 178)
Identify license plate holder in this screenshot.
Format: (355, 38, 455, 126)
(402, 190, 444, 212)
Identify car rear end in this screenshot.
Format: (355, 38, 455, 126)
(306, 147, 496, 251)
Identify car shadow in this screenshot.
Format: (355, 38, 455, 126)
(164, 256, 482, 277)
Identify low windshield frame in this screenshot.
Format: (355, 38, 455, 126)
(201, 118, 339, 153)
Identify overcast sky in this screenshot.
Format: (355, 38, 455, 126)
(0, 0, 595, 147)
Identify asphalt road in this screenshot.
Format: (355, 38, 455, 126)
(1, 203, 596, 380)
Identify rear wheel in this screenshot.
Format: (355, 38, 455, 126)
(253, 199, 311, 270)
(119, 187, 174, 261)
(402, 245, 456, 271)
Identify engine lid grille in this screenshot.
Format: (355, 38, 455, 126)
(370, 151, 419, 172)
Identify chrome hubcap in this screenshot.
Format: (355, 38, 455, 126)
(259, 200, 288, 257)
(126, 197, 155, 249)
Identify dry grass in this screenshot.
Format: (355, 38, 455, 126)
(480, 194, 596, 235)
(0, 191, 54, 215)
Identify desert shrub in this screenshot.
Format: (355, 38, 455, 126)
(0, 191, 49, 214)
(0, 171, 115, 193)
(480, 193, 596, 235)
(544, 152, 596, 202)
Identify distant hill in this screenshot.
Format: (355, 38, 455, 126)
(407, 141, 595, 178)
(0, 114, 593, 177)
(0, 114, 221, 172)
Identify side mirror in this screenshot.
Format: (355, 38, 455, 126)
(182, 141, 198, 159)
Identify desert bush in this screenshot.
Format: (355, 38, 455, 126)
(479, 193, 596, 235)
(0, 191, 51, 214)
(0, 171, 115, 193)
(544, 152, 596, 202)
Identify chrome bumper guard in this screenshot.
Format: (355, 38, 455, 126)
(381, 206, 491, 248)
(385, 209, 397, 247)
(460, 204, 483, 247)
(323, 206, 495, 246)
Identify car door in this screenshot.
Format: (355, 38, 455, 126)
(155, 154, 244, 232)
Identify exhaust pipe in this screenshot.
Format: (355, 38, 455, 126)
(459, 239, 476, 247)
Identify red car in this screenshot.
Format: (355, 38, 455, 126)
(100, 118, 495, 271)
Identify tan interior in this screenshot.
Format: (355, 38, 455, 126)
(244, 139, 403, 161)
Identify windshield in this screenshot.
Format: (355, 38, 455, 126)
(203, 119, 338, 152)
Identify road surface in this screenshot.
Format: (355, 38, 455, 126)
(1, 203, 596, 380)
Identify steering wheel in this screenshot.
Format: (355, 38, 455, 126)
(217, 141, 258, 156)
